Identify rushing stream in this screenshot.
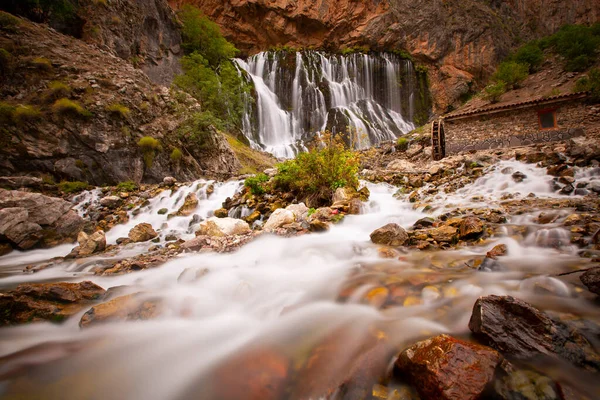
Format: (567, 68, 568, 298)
(0, 160, 599, 399)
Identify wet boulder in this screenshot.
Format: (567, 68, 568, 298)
(370, 223, 408, 246)
(580, 267, 600, 295)
(196, 217, 251, 237)
(214, 208, 229, 218)
(128, 223, 158, 242)
(99, 195, 121, 209)
(428, 225, 458, 243)
(176, 193, 198, 216)
(469, 295, 600, 371)
(263, 209, 296, 232)
(394, 334, 501, 400)
(512, 171, 527, 183)
(479, 244, 508, 272)
(79, 293, 161, 328)
(459, 216, 485, 240)
(0, 281, 105, 325)
(77, 230, 106, 256)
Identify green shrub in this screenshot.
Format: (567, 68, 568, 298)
(170, 147, 183, 162)
(46, 81, 71, 101)
(30, 57, 53, 71)
(0, 11, 20, 32)
(396, 137, 409, 151)
(178, 5, 239, 65)
(58, 181, 89, 193)
(574, 67, 600, 102)
(106, 103, 131, 118)
(492, 61, 529, 89)
(137, 136, 161, 168)
(174, 54, 251, 131)
(13, 105, 42, 123)
(177, 111, 220, 149)
(274, 132, 360, 206)
(484, 81, 507, 103)
(244, 173, 269, 195)
(116, 180, 138, 192)
(0, 102, 15, 124)
(52, 98, 91, 118)
(547, 24, 600, 71)
(511, 42, 544, 72)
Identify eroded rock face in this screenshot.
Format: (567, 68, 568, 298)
(0, 189, 84, 250)
(170, 0, 599, 111)
(469, 295, 600, 371)
(128, 223, 158, 242)
(77, 230, 107, 256)
(0, 16, 241, 185)
(196, 217, 251, 237)
(0, 281, 105, 325)
(395, 334, 501, 400)
(370, 223, 408, 246)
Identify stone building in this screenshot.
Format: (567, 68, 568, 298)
(431, 92, 599, 160)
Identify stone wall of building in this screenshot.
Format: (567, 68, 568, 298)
(444, 100, 600, 155)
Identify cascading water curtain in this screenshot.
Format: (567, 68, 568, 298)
(235, 51, 428, 158)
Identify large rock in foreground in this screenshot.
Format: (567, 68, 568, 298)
(370, 223, 408, 246)
(0, 281, 105, 325)
(0, 189, 84, 251)
(469, 295, 600, 371)
(197, 217, 251, 237)
(395, 334, 501, 400)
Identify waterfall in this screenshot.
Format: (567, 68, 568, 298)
(235, 51, 429, 158)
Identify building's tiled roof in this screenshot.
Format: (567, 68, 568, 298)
(444, 91, 589, 121)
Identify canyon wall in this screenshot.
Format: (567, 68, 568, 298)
(169, 0, 600, 112)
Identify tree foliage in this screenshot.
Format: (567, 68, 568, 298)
(178, 5, 238, 66)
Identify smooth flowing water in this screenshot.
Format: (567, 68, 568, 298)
(235, 51, 429, 157)
(0, 161, 599, 399)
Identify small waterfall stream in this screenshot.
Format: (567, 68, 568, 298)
(0, 161, 599, 398)
(235, 51, 429, 157)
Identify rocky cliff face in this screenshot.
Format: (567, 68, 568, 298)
(0, 14, 240, 186)
(77, 0, 183, 86)
(170, 0, 600, 112)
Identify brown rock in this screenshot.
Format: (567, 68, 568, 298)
(214, 207, 229, 218)
(428, 225, 458, 243)
(348, 198, 362, 215)
(244, 210, 261, 224)
(176, 193, 198, 216)
(580, 267, 600, 295)
(77, 230, 106, 256)
(79, 293, 161, 328)
(459, 216, 484, 240)
(486, 244, 508, 259)
(469, 295, 600, 371)
(211, 348, 289, 400)
(128, 223, 158, 242)
(537, 212, 559, 224)
(370, 223, 408, 246)
(0, 281, 105, 325)
(395, 334, 501, 400)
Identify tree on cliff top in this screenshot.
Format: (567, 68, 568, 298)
(178, 5, 238, 66)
